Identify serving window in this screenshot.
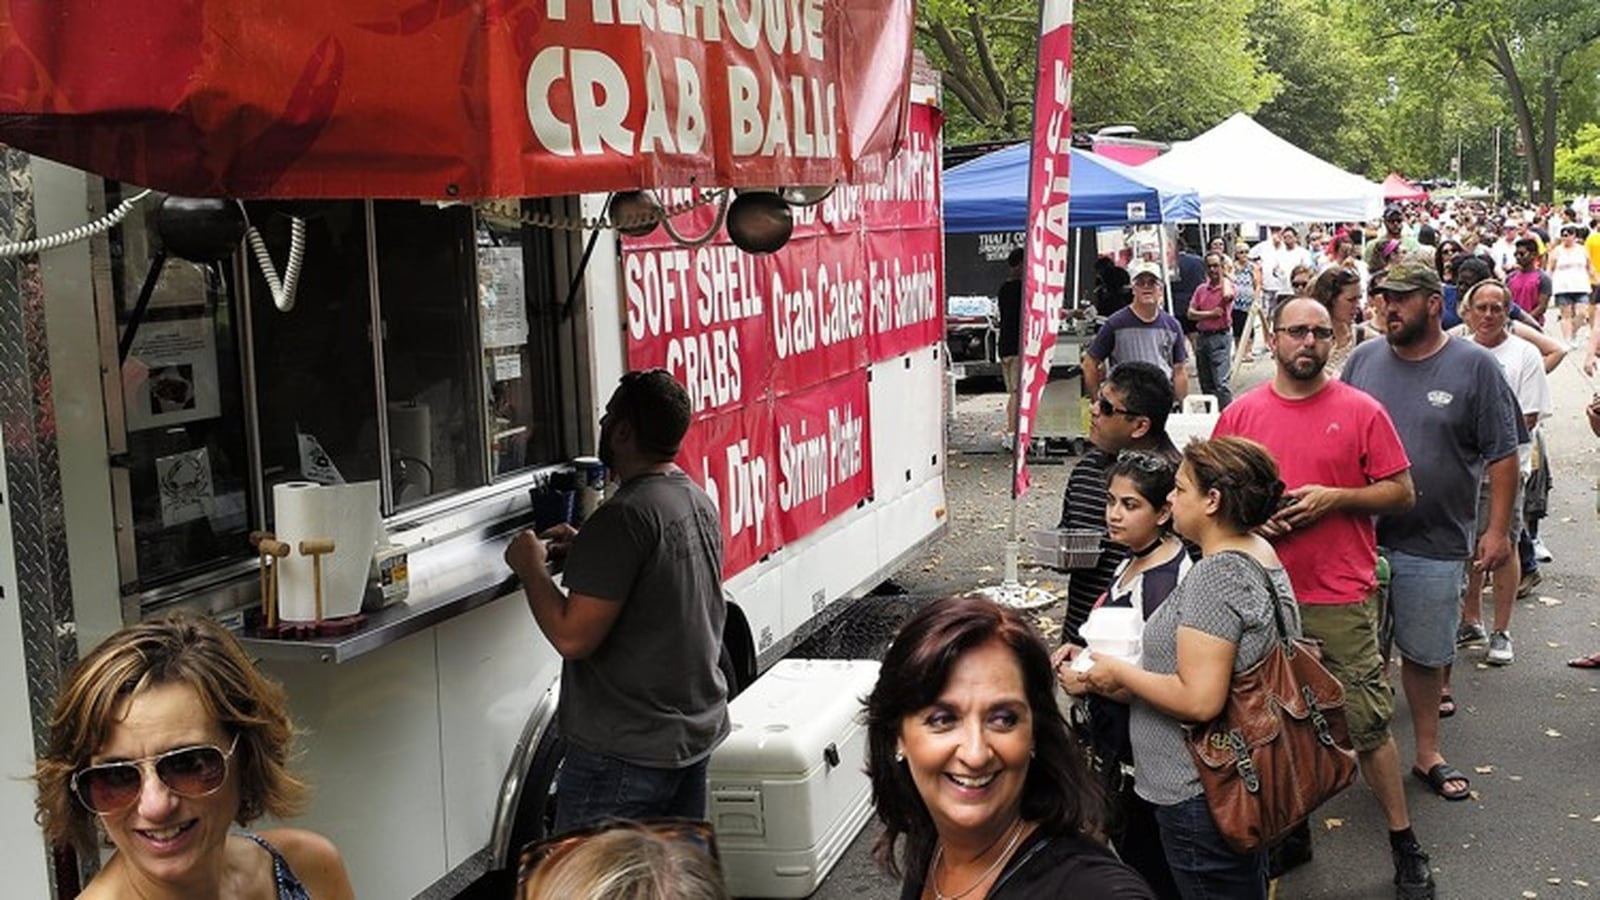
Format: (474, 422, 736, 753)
(108, 193, 569, 597)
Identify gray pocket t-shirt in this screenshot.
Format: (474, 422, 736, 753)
(1342, 337, 1520, 560)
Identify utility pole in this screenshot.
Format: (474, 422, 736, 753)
(1492, 125, 1501, 199)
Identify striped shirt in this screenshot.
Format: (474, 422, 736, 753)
(1058, 449, 1120, 643)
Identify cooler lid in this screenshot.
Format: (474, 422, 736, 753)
(711, 659, 880, 778)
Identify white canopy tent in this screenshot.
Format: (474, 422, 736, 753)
(1141, 113, 1385, 223)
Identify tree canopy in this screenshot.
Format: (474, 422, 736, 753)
(919, 0, 1600, 202)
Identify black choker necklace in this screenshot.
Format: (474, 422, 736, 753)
(1128, 537, 1167, 558)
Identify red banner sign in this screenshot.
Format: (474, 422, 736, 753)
(638, 101, 938, 576)
(1013, 1, 1074, 497)
(773, 371, 872, 542)
(0, 0, 914, 199)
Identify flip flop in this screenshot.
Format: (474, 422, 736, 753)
(1412, 763, 1471, 801)
(1438, 693, 1456, 718)
(1568, 653, 1600, 669)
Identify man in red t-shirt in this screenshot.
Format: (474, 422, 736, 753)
(1213, 296, 1434, 898)
(1186, 251, 1235, 408)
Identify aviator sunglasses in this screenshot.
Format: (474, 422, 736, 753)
(71, 734, 240, 814)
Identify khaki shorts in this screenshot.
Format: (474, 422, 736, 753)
(1298, 593, 1394, 753)
(1474, 475, 1525, 541)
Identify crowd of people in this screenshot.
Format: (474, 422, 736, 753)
(1033, 197, 1600, 899)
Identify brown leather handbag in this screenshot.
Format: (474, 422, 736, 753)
(1184, 553, 1359, 854)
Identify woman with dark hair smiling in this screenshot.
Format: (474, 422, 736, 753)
(1063, 436, 1301, 900)
(863, 595, 1154, 899)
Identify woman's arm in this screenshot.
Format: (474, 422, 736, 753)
(1080, 626, 1237, 722)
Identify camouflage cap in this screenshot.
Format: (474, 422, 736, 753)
(1372, 261, 1441, 295)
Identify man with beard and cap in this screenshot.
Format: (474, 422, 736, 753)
(504, 369, 729, 832)
(1341, 263, 1522, 807)
(1214, 297, 1434, 899)
(1366, 204, 1419, 273)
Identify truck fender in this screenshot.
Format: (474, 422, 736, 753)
(489, 599, 756, 870)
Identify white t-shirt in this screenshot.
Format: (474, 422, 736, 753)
(1548, 243, 1591, 295)
(1466, 331, 1549, 474)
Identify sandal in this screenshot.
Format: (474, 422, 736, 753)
(1438, 692, 1456, 718)
(1568, 653, 1600, 669)
(1412, 763, 1471, 801)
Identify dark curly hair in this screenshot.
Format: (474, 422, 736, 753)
(862, 596, 1105, 884)
(610, 368, 692, 460)
(35, 614, 307, 856)
(1181, 436, 1284, 532)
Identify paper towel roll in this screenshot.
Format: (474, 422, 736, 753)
(273, 481, 382, 622)
(387, 401, 432, 468)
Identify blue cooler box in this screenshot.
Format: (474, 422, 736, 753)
(709, 658, 881, 898)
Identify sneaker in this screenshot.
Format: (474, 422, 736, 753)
(1517, 569, 1543, 599)
(1456, 621, 1487, 647)
(1392, 840, 1436, 899)
(1533, 537, 1553, 562)
(1486, 630, 1514, 665)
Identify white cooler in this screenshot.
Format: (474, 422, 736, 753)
(709, 658, 881, 898)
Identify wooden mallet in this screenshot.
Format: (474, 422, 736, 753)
(298, 538, 337, 623)
(251, 531, 291, 629)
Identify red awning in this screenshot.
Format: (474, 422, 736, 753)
(1381, 172, 1429, 203)
(0, 0, 914, 200)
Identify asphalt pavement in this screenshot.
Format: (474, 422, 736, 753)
(804, 349, 1600, 900)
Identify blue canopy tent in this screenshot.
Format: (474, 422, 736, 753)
(944, 143, 1200, 232)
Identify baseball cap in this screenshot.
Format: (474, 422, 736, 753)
(1129, 259, 1162, 281)
(1371, 261, 1441, 295)
(1383, 203, 1404, 219)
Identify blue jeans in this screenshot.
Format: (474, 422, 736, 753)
(1153, 794, 1267, 900)
(553, 744, 710, 835)
(1194, 330, 1233, 409)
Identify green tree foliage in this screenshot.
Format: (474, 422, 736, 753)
(1555, 123, 1600, 193)
(917, 0, 1278, 145)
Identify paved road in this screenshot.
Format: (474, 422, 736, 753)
(806, 352, 1600, 900)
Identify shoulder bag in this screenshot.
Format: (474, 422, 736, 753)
(1183, 552, 1359, 853)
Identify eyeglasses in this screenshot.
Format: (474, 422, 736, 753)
(71, 734, 239, 814)
(1095, 396, 1139, 418)
(1275, 325, 1335, 341)
(1290, 280, 1310, 290)
(517, 818, 718, 898)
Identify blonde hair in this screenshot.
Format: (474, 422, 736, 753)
(34, 613, 308, 854)
(521, 827, 729, 900)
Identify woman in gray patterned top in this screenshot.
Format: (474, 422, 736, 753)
(1062, 436, 1301, 900)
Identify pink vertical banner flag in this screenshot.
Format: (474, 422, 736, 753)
(1013, 0, 1075, 497)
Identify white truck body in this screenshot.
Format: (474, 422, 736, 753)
(0, 93, 944, 898)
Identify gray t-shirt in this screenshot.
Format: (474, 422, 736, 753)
(559, 469, 730, 767)
(1341, 337, 1521, 560)
(1129, 552, 1300, 807)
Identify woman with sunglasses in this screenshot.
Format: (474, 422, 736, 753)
(1062, 437, 1300, 900)
(1052, 451, 1185, 899)
(864, 596, 1155, 899)
(35, 614, 352, 900)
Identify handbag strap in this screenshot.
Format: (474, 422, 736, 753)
(1213, 549, 1292, 646)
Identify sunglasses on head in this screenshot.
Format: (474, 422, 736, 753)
(517, 818, 718, 897)
(71, 734, 239, 815)
(1116, 449, 1173, 473)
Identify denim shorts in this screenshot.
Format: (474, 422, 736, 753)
(1382, 549, 1467, 668)
(1554, 291, 1590, 307)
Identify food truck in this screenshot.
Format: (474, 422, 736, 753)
(0, 6, 944, 896)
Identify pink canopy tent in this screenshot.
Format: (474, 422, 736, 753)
(1382, 172, 1430, 203)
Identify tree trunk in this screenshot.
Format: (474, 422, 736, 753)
(1487, 36, 1545, 201)
(1538, 68, 1558, 203)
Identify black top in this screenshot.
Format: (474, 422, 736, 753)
(899, 829, 1157, 900)
(997, 274, 1024, 357)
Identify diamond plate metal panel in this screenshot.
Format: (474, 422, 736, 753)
(0, 148, 83, 895)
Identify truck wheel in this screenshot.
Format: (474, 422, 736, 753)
(720, 602, 757, 699)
